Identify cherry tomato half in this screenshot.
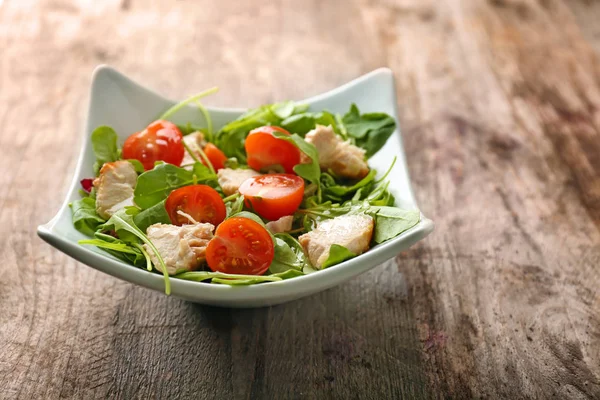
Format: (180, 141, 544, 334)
(206, 217, 274, 275)
(123, 120, 184, 170)
(204, 143, 228, 171)
(244, 126, 301, 174)
(165, 185, 226, 226)
(238, 174, 304, 221)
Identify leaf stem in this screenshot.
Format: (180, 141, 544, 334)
(375, 156, 397, 184)
(134, 243, 153, 271)
(181, 140, 216, 175)
(140, 235, 171, 295)
(195, 100, 213, 140)
(195, 145, 215, 174)
(159, 87, 219, 120)
(222, 193, 240, 203)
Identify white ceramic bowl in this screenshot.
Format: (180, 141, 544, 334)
(37, 66, 434, 307)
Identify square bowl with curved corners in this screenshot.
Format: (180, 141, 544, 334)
(37, 65, 434, 308)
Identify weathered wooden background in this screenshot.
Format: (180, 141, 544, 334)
(1, 0, 600, 398)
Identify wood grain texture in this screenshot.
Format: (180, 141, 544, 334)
(0, 0, 599, 399)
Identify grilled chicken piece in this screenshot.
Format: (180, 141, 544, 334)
(181, 132, 208, 166)
(266, 215, 294, 233)
(93, 161, 138, 220)
(217, 168, 261, 196)
(144, 222, 214, 275)
(304, 125, 369, 180)
(298, 214, 374, 268)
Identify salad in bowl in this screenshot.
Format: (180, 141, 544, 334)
(71, 88, 421, 295)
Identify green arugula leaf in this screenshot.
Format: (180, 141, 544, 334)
(365, 180, 396, 207)
(133, 200, 171, 232)
(270, 269, 305, 279)
(176, 123, 206, 136)
(342, 104, 396, 158)
(82, 234, 147, 267)
(70, 197, 105, 236)
(133, 162, 216, 209)
(369, 207, 420, 244)
(322, 169, 377, 202)
(175, 271, 283, 285)
(126, 159, 145, 174)
(211, 277, 279, 285)
(79, 238, 140, 255)
(322, 244, 357, 269)
(91, 126, 120, 174)
(228, 211, 266, 226)
(268, 233, 306, 274)
(280, 110, 338, 136)
(226, 195, 245, 217)
(99, 207, 143, 243)
(223, 157, 240, 169)
(175, 268, 304, 285)
(100, 207, 171, 294)
(272, 101, 296, 119)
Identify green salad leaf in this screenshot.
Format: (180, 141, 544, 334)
(70, 197, 105, 236)
(126, 159, 145, 174)
(226, 194, 245, 217)
(280, 110, 338, 136)
(176, 123, 206, 136)
(100, 207, 171, 294)
(270, 269, 305, 279)
(99, 207, 143, 243)
(228, 210, 265, 226)
(79, 235, 147, 267)
(342, 104, 396, 158)
(88, 233, 151, 272)
(91, 126, 120, 174)
(79, 238, 139, 255)
(175, 268, 304, 285)
(369, 207, 420, 244)
(322, 169, 377, 202)
(322, 244, 357, 269)
(133, 200, 171, 232)
(268, 233, 306, 274)
(134, 162, 216, 209)
(272, 101, 297, 119)
(175, 271, 283, 285)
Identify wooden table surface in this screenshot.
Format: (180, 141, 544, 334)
(2, 0, 600, 398)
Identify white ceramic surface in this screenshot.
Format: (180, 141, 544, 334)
(37, 65, 434, 308)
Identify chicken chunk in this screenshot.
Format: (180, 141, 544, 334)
(144, 222, 214, 275)
(181, 132, 207, 166)
(266, 215, 294, 234)
(298, 214, 374, 268)
(304, 125, 369, 180)
(93, 160, 138, 220)
(217, 168, 261, 196)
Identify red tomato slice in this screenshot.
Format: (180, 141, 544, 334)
(238, 174, 304, 221)
(165, 185, 226, 226)
(244, 126, 301, 174)
(206, 217, 274, 275)
(204, 143, 227, 170)
(123, 120, 184, 170)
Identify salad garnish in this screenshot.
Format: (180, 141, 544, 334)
(72, 88, 421, 294)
